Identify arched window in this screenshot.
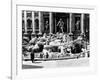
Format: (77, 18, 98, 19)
(27, 19, 32, 29)
(35, 19, 39, 33)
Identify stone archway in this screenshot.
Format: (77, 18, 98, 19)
(27, 19, 32, 29)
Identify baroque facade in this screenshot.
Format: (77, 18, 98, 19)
(22, 11, 89, 41)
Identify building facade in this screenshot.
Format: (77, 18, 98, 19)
(22, 11, 89, 41)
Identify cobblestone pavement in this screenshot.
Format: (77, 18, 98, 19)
(22, 57, 89, 69)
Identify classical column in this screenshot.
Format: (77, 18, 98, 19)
(32, 11, 35, 34)
(81, 13, 84, 34)
(49, 12, 53, 34)
(24, 11, 27, 34)
(69, 13, 73, 41)
(38, 12, 42, 34)
(69, 13, 72, 34)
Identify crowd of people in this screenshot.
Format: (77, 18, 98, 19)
(22, 32, 89, 63)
